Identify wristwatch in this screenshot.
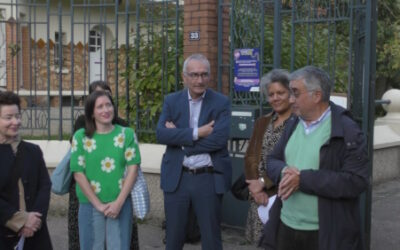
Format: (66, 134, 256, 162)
(259, 177, 265, 184)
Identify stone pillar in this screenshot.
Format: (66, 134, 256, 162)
(183, 0, 230, 94)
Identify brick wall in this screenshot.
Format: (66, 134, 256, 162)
(21, 26, 31, 90)
(4, 18, 129, 106)
(6, 19, 18, 91)
(183, 0, 230, 95)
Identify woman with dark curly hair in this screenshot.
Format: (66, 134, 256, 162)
(244, 69, 294, 244)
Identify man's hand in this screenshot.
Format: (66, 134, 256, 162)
(165, 121, 176, 129)
(24, 212, 42, 232)
(278, 167, 300, 200)
(198, 120, 214, 138)
(19, 226, 35, 238)
(252, 191, 269, 206)
(246, 179, 264, 194)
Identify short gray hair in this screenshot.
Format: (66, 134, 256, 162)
(260, 69, 290, 98)
(183, 54, 210, 74)
(289, 65, 332, 102)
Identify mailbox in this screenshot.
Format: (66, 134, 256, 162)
(230, 105, 261, 139)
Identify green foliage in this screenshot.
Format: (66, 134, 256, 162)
(232, 0, 350, 95)
(9, 43, 21, 57)
(120, 23, 183, 143)
(376, 0, 400, 89)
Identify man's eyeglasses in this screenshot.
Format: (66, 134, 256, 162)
(0, 113, 22, 121)
(290, 89, 313, 98)
(185, 72, 210, 80)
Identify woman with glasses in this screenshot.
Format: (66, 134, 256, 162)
(0, 91, 52, 250)
(244, 69, 294, 244)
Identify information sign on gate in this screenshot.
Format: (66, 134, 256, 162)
(233, 48, 260, 92)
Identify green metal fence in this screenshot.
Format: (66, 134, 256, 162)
(0, 0, 183, 140)
(218, 0, 376, 246)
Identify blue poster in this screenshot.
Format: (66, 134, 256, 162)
(233, 48, 260, 92)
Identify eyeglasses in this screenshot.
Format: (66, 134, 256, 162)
(0, 113, 22, 121)
(290, 89, 313, 98)
(185, 72, 210, 80)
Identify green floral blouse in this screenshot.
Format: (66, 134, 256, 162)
(70, 124, 141, 203)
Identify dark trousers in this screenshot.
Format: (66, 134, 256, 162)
(164, 171, 223, 250)
(0, 235, 18, 250)
(277, 220, 319, 250)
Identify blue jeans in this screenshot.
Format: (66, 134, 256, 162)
(78, 200, 133, 250)
(78, 203, 94, 250)
(92, 209, 121, 250)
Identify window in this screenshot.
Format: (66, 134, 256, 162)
(89, 30, 101, 52)
(54, 31, 66, 68)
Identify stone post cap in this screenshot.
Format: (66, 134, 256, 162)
(382, 89, 400, 113)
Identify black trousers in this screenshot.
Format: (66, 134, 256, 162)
(277, 220, 319, 250)
(0, 235, 19, 250)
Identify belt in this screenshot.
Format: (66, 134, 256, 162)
(182, 166, 214, 175)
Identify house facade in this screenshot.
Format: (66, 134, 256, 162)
(0, 0, 155, 107)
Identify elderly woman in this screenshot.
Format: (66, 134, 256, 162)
(0, 91, 52, 249)
(244, 69, 294, 244)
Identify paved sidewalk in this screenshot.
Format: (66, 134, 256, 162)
(370, 178, 400, 250)
(48, 178, 400, 250)
(47, 216, 258, 250)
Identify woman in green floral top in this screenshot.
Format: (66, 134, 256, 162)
(70, 91, 141, 250)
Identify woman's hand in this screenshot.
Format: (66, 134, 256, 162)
(104, 201, 123, 219)
(246, 179, 264, 194)
(252, 191, 269, 206)
(95, 203, 110, 214)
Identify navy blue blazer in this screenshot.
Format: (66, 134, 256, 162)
(156, 88, 232, 194)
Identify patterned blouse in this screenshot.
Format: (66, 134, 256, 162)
(246, 112, 291, 244)
(258, 113, 288, 177)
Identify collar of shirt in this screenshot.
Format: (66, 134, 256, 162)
(187, 89, 206, 102)
(299, 106, 331, 135)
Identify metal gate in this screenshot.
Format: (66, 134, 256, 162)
(0, 0, 183, 140)
(218, 0, 376, 247)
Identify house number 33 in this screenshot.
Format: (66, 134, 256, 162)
(189, 31, 200, 41)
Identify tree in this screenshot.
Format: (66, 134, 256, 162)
(376, 0, 400, 97)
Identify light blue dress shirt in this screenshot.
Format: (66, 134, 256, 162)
(299, 106, 331, 135)
(182, 90, 213, 169)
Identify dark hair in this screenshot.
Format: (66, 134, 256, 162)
(0, 91, 21, 112)
(84, 90, 116, 137)
(89, 81, 112, 94)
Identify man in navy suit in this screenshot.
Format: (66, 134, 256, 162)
(156, 54, 232, 250)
